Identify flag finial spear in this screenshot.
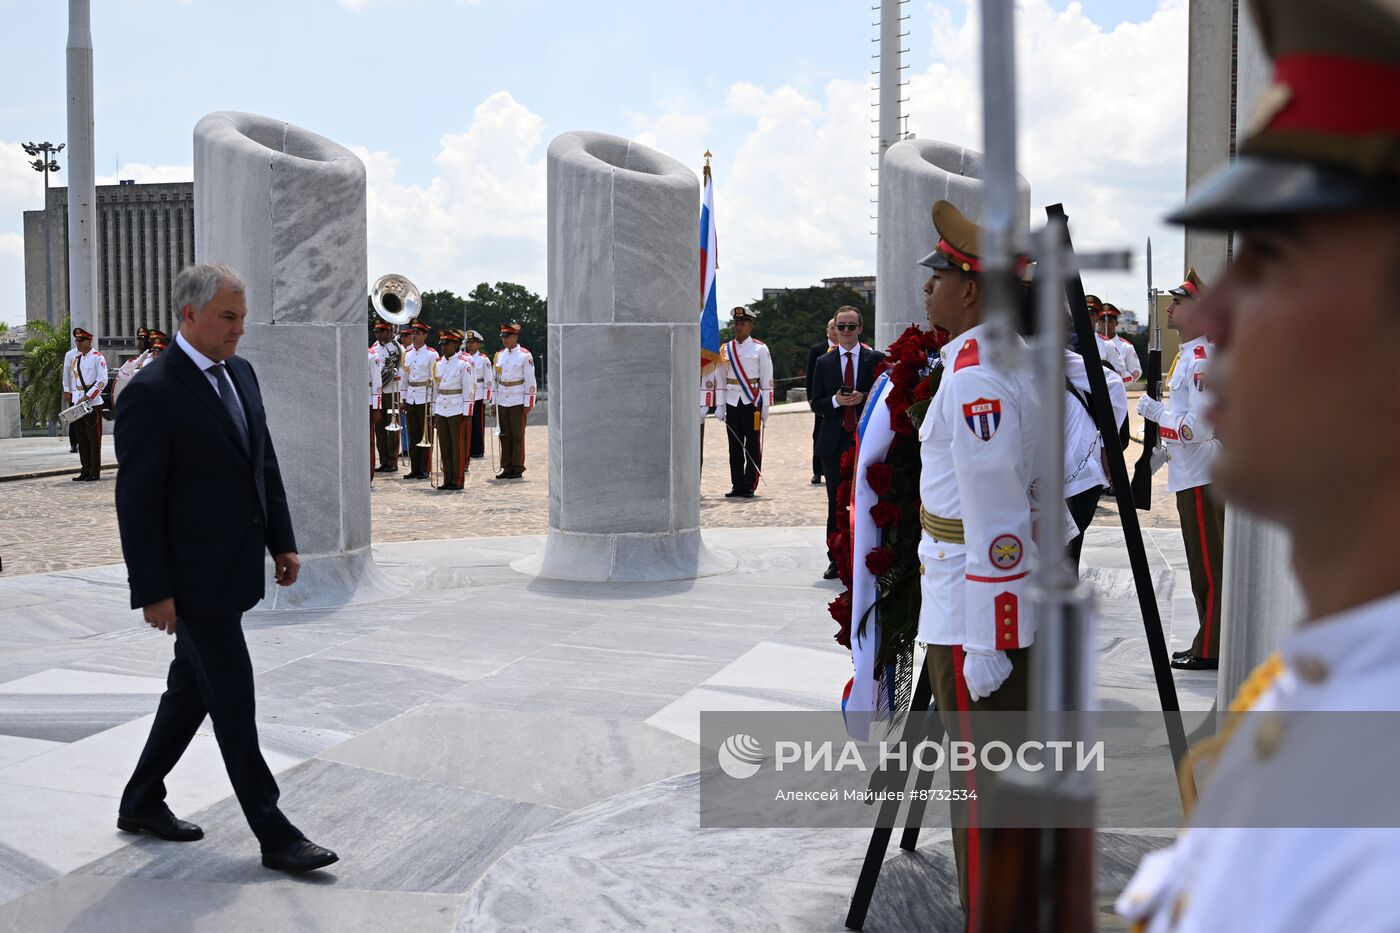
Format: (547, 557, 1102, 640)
(703, 149, 712, 182)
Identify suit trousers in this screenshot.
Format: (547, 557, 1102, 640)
(725, 403, 761, 493)
(924, 643, 1032, 925)
(820, 429, 856, 555)
(76, 409, 102, 478)
(1177, 484, 1224, 659)
(811, 414, 823, 479)
(373, 396, 399, 469)
(498, 405, 527, 474)
(469, 399, 486, 459)
(405, 402, 431, 476)
(121, 614, 301, 852)
(434, 413, 466, 486)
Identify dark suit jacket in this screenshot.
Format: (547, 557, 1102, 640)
(809, 344, 885, 456)
(114, 341, 296, 615)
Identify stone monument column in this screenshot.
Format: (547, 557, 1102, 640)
(194, 111, 391, 609)
(530, 131, 732, 582)
(874, 139, 1030, 353)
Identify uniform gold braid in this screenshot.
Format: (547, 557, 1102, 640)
(1129, 653, 1288, 933)
(1177, 651, 1286, 815)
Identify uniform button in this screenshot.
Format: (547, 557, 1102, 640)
(1003, 633, 1013, 642)
(1255, 714, 1286, 760)
(1293, 656, 1329, 683)
(1002, 619, 1012, 626)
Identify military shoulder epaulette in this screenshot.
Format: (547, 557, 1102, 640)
(752, 338, 766, 346)
(954, 338, 980, 371)
(1193, 344, 1208, 359)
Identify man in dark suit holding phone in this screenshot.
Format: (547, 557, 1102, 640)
(805, 319, 837, 485)
(809, 306, 885, 579)
(114, 263, 338, 874)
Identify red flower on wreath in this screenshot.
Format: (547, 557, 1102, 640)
(866, 462, 894, 496)
(829, 591, 853, 647)
(839, 445, 858, 478)
(891, 406, 915, 436)
(913, 376, 935, 402)
(889, 362, 918, 390)
(865, 545, 896, 576)
(870, 500, 902, 529)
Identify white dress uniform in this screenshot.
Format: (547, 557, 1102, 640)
(71, 348, 109, 408)
(1063, 349, 1129, 499)
(402, 345, 439, 404)
(368, 346, 383, 410)
(916, 323, 1042, 652)
(1147, 336, 1218, 495)
(1117, 590, 1400, 932)
(113, 350, 153, 401)
(1116, 335, 1144, 381)
(491, 345, 536, 408)
(701, 365, 721, 419)
(469, 350, 493, 405)
(1095, 333, 1131, 382)
(716, 337, 774, 421)
(62, 347, 79, 405)
(433, 352, 473, 417)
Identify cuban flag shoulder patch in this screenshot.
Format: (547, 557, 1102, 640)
(963, 397, 1002, 442)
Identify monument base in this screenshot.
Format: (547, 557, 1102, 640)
(256, 544, 399, 611)
(519, 528, 736, 583)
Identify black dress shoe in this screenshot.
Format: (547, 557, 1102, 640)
(1171, 655, 1218, 671)
(822, 562, 840, 580)
(811, 475, 823, 485)
(724, 489, 743, 498)
(72, 474, 88, 481)
(69, 447, 79, 453)
(262, 838, 339, 873)
(1171, 649, 1192, 661)
(739, 490, 755, 498)
(117, 807, 204, 841)
(495, 470, 511, 480)
(85, 474, 100, 481)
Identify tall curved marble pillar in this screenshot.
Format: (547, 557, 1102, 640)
(193, 111, 391, 608)
(531, 131, 732, 582)
(875, 140, 1030, 353)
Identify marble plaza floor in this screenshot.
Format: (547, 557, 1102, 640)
(0, 523, 1211, 931)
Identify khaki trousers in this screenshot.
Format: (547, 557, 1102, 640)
(498, 405, 527, 475)
(1176, 485, 1225, 659)
(434, 414, 466, 486)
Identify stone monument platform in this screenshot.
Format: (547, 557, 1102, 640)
(0, 524, 1211, 931)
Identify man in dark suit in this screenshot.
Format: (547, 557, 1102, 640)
(805, 319, 837, 485)
(114, 262, 338, 874)
(809, 306, 885, 579)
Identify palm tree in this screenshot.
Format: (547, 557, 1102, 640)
(0, 322, 13, 393)
(20, 316, 70, 426)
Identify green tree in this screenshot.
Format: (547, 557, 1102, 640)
(721, 285, 873, 400)
(20, 315, 70, 425)
(0, 322, 12, 393)
(408, 283, 550, 380)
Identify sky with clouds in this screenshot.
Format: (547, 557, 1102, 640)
(0, 0, 1187, 329)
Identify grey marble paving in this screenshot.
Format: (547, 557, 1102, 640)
(0, 694, 158, 743)
(0, 841, 58, 907)
(251, 657, 469, 736)
(323, 705, 700, 811)
(0, 874, 465, 932)
(86, 758, 562, 896)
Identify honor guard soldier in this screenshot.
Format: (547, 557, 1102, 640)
(402, 320, 438, 480)
(67, 327, 108, 481)
(113, 328, 167, 407)
(432, 329, 473, 490)
(1137, 267, 1223, 671)
(1086, 295, 1130, 379)
(369, 321, 400, 473)
(718, 306, 773, 498)
(1101, 303, 1143, 381)
(397, 327, 413, 461)
(916, 200, 1044, 920)
(492, 322, 535, 480)
(1119, 1, 1400, 929)
(464, 330, 491, 460)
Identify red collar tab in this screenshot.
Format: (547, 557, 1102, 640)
(1269, 54, 1400, 138)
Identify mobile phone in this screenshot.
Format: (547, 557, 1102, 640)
(838, 386, 855, 396)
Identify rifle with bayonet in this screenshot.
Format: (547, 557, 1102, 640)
(1130, 238, 1162, 510)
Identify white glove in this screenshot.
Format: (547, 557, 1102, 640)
(1137, 395, 1165, 422)
(1149, 444, 1169, 474)
(962, 648, 1013, 702)
(714, 405, 725, 422)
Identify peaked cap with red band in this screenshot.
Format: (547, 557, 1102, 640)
(1171, 0, 1400, 228)
(918, 200, 1028, 276)
(1169, 267, 1207, 299)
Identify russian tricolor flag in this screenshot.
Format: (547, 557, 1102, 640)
(699, 164, 721, 370)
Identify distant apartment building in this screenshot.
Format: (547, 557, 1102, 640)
(23, 179, 195, 347)
(760, 275, 877, 308)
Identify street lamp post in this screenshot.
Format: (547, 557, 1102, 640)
(22, 141, 65, 326)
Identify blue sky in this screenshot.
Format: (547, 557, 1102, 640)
(0, 0, 1186, 327)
